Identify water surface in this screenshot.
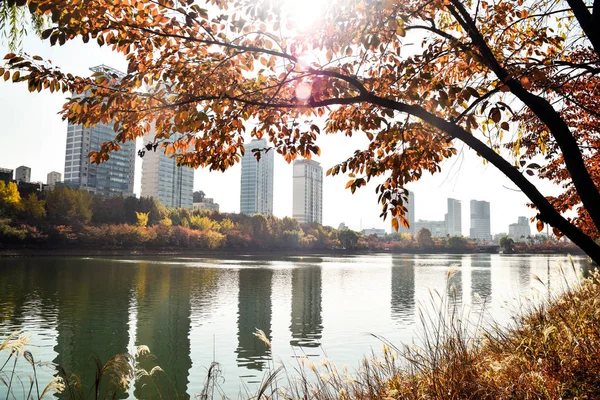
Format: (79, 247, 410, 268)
(0, 254, 591, 397)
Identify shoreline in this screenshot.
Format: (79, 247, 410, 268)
(0, 246, 587, 258)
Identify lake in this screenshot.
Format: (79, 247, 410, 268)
(0, 254, 592, 398)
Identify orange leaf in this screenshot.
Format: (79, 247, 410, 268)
(536, 220, 544, 232)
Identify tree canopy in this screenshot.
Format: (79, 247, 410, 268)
(3, 0, 600, 262)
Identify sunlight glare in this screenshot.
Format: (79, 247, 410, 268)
(295, 83, 312, 101)
(281, 0, 327, 32)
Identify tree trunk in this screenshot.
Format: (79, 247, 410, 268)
(370, 94, 600, 265)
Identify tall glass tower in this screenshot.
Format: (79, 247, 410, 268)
(240, 138, 274, 215)
(63, 65, 135, 197)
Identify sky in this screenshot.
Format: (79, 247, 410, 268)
(0, 34, 561, 235)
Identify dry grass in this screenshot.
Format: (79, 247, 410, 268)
(2, 263, 600, 399)
(252, 266, 600, 400)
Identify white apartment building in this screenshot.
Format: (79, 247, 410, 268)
(141, 133, 194, 209)
(470, 200, 492, 241)
(16, 166, 31, 183)
(240, 138, 274, 215)
(47, 171, 62, 186)
(293, 159, 323, 224)
(445, 198, 462, 236)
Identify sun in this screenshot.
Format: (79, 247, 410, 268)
(280, 0, 327, 33)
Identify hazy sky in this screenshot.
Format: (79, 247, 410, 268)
(0, 35, 561, 235)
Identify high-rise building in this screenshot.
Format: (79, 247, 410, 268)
(445, 198, 462, 236)
(292, 159, 323, 225)
(16, 166, 31, 183)
(240, 138, 274, 215)
(63, 65, 136, 197)
(141, 134, 194, 209)
(47, 171, 62, 186)
(394, 190, 415, 234)
(470, 200, 491, 241)
(509, 216, 531, 240)
(0, 168, 13, 183)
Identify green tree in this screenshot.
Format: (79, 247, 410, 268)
(281, 230, 302, 248)
(416, 228, 434, 250)
(46, 186, 92, 226)
(338, 229, 359, 250)
(446, 236, 468, 251)
(0, 1, 46, 51)
(20, 192, 46, 224)
(92, 195, 126, 224)
(499, 236, 516, 254)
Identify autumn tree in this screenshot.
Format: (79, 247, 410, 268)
(0, 180, 21, 215)
(416, 227, 434, 250)
(4, 0, 600, 262)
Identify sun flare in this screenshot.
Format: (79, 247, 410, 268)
(280, 0, 327, 32)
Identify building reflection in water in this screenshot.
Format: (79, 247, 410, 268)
(289, 266, 323, 348)
(53, 260, 135, 398)
(236, 268, 273, 371)
(134, 264, 192, 399)
(390, 256, 415, 325)
(471, 255, 492, 305)
(447, 261, 463, 307)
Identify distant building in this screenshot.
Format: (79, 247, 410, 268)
(509, 216, 531, 241)
(0, 168, 13, 183)
(293, 159, 323, 225)
(445, 198, 462, 236)
(47, 171, 62, 186)
(16, 166, 31, 183)
(414, 220, 447, 237)
(394, 190, 415, 235)
(361, 228, 386, 237)
(240, 138, 274, 215)
(141, 133, 194, 209)
(338, 222, 348, 230)
(493, 233, 508, 243)
(64, 65, 136, 197)
(193, 198, 219, 212)
(470, 200, 491, 241)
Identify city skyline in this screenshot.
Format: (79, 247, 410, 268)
(0, 36, 553, 234)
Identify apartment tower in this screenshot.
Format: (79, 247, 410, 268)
(63, 65, 135, 197)
(470, 200, 491, 241)
(445, 198, 462, 236)
(141, 134, 194, 209)
(240, 138, 274, 215)
(292, 159, 323, 224)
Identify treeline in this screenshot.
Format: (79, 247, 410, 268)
(0, 181, 580, 254)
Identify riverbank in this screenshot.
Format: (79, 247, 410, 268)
(0, 245, 586, 258)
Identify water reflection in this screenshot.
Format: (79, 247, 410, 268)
(134, 264, 192, 398)
(236, 268, 273, 371)
(390, 256, 415, 325)
(0, 254, 594, 398)
(471, 255, 492, 305)
(289, 267, 323, 348)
